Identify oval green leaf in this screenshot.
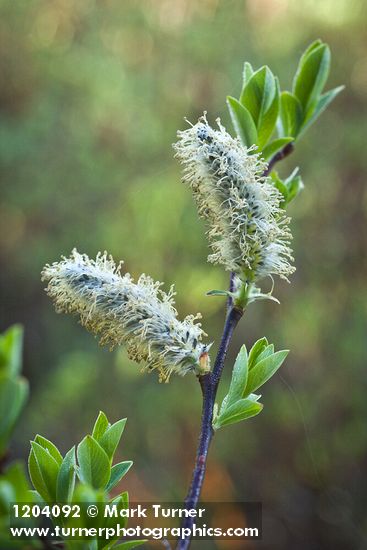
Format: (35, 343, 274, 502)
(245, 350, 289, 396)
(77, 436, 111, 490)
(227, 96, 257, 147)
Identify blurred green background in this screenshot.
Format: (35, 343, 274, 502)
(1, 0, 366, 548)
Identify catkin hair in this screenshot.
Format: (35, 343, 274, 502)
(173, 115, 295, 283)
(41, 250, 210, 382)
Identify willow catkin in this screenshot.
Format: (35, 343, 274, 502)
(41, 250, 210, 382)
(173, 115, 295, 284)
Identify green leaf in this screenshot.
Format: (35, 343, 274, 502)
(29, 441, 60, 503)
(0, 376, 28, 452)
(100, 496, 128, 548)
(29, 490, 44, 504)
(293, 43, 330, 112)
(112, 541, 147, 549)
(270, 171, 289, 203)
(219, 346, 249, 415)
(0, 462, 32, 512)
(256, 344, 274, 364)
(56, 447, 76, 502)
(279, 91, 303, 138)
(34, 435, 63, 466)
(227, 96, 257, 147)
(206, 289, 231, 297)
(271, 169, 304, 206)
(248, 338, 269, 370)
(257, 78, 280, 149)
(1, 461, 30, 502)
(119, 490, 129, 508)
(297, 39, 323, 67)
(106, 461, 133, 492)
(287, 175, 303, 203)
(72, 483, 100, 503)
(284, 168, 304, 203)
(226, 345, 248, 406)
(77, 436, 111, 490)
(240, 66, 279, 148)
(214, 398, 263, 429)
(262, 137, 293, 161)
(99, 419, 127, 461)
(245, 350, 289, 396)
(92, 411, 110, 442)
(299, 85, 344, 137)
(0, 325, 23, 376)
(242, 61, 254, 90)
(99, 497, 129, 549)
(72, 484, 106, 531)
(240, 66, 274, 122)
(0, 480, 15, 511)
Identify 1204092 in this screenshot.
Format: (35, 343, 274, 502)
(12, 504, 81, 518)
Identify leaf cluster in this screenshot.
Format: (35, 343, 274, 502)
(28, 411, 143, 550)
(213, 339, 288, 430)
(227, 40, 343, 206)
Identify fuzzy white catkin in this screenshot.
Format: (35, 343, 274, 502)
(41, 250, 210, 382)
(173, 115, 295, 283)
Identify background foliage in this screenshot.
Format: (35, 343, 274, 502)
(0, 1, 366, 548)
